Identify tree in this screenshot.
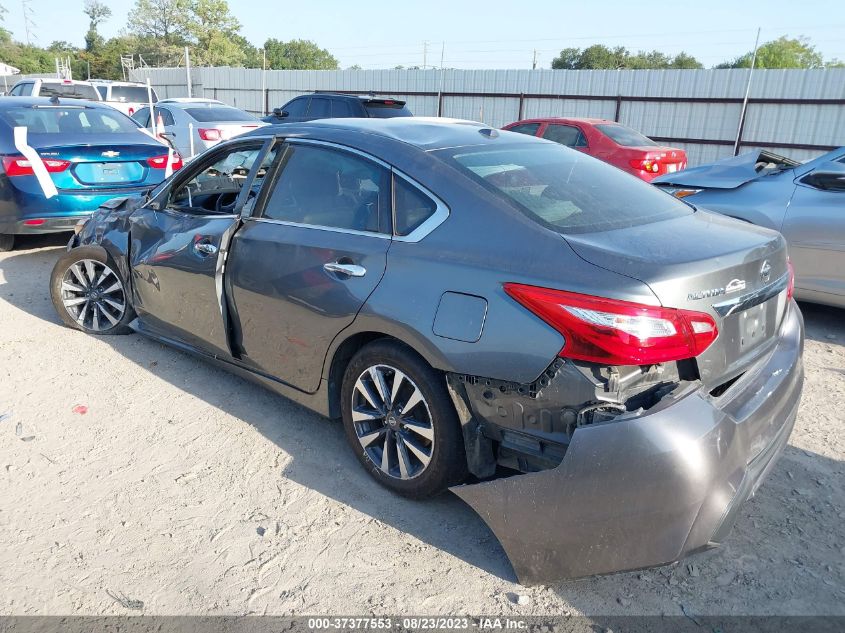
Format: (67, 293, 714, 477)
(669, 52, 703, 69)
(127, 0, 191, 43)
(188, 0, 243, 66)
(718, 36, 827, 69)
(552, 45, 703, 70)
(263, 38, 338, 70)
(551, 47, 580, 69)
(83, 0, 112, 51)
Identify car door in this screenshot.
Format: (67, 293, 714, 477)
(129, 137, 277, 356)
(783, 163, 845, 300)
(225, 139, 393, 393)
(542, 123, 589, 153)
(306, 97, 331, 121)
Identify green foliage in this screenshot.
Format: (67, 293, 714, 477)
(716, 36, 837, 69)
(263, 38, 339, 70)
(552, 44, 703, 69)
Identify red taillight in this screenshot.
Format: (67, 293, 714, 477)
(2, 156, 71, 177)
(503, 284, 719, 366)
(146, 153, 183, 171)
(23, 219, 45, 226)
(630, 158, 660, 174)
(198, 128, 222, 141)
(787, 259, 795, 300)
(128, 107, 135, 116)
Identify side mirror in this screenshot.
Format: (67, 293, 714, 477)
(801, 161, 845, 192)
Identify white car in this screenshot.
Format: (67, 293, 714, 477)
(6, 78, 101, 101)
(91, 80, 157, 117)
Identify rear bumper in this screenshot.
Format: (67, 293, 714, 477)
(0, 213, 92, 235)
(452, 300, 804, 584)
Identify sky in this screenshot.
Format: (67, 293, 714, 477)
(6, 0, 845, 70)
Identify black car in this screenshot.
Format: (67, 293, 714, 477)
(261, 92, 412, 123)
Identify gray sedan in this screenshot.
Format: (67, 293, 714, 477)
(50, 119, 803, 584)
(655, 147, 845, 308)
(131, 98, 266, 160)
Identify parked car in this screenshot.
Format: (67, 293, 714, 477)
(655, 147, 845, 308)
(503, 117, 687, 181)
(51, 118, 802, 584)
(131, 98, 266, 159)
(262, 92, 412, 124)
(91, 80, 157, 117)
(6, 78, 102, 101)
(0, 97, 181, 251)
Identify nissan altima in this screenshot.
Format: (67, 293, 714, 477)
(49, 118, 804, 585)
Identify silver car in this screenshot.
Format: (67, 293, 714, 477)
(655, 147, 845, 308)
(131, 98, 267, 160)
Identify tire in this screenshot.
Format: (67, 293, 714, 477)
(50, 246, 135, 335)
(341, 340, 468, 499)
(0, 233, 14, 252)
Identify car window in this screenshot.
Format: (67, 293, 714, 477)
(168, 144, 266, 214)
(331, 99, 356, 117)
(95, 86, 108, 99)
(132, 107, 151, 127)
(444, 143, 692, 234)
(154, 107, 175, 127)
(394, 176, 438, 236)
(0, 106, 140, 134)
(184, 106, 256, 122)
(307, 97, 331, 119)
(364, 101, 412, 118)
(507, 123, 540, 136)
(543, 124, 587, 147)
(261, 143, 390, 233)
(9, 84, 23, 96)
(111, 85, 154, 103)
(38, 82, 99, 100)
(595, 123, 657, 147)
(283, 97, 309, 117)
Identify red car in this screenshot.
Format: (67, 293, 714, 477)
(502, 117, 687, 181)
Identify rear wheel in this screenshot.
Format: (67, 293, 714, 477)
(0, 233, 14, 252)
(50, 246, 135, 335)
(341, 340, 468, 498)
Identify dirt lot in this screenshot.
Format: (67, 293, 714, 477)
(1, 234, 843, 617)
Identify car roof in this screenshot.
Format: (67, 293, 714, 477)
(509, 117, 613, 126)
(252, 117, 536, 151)
(310, 92, 406, 103)
(0, 96, 113, 109)
(158, 98, 224, 105)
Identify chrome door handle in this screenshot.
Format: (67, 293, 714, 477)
(323, 262, 366, 277)
(194, 242, 218, 255)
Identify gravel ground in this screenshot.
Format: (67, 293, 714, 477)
(1, 234, 843, 616)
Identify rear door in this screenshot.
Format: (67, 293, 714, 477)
(541, 123, 589, 153)
(129, 138, 276, 356)
(226, 139, 393, 392)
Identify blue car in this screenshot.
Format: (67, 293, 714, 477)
(0, 97, 182, 251)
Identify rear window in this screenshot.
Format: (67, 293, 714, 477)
(595, 123, 657, 147)
(364, 101, 412, 118)
(38, 82, 99, 100)
(110, 86, 155, 103)
(444, 143, 691, 234)
(0, 106, 141, 135)
(184, 106, 255, 122)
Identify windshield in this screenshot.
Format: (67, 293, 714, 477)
(595, 123, 657, 147)
(38, 82, 99, 100)
(0, 106, 141, 135)
(444, 143, 692, 234)
(111, 86, 156, 103)
(184, 107, 256, 122)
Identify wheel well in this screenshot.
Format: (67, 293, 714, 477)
(326, 331, 422, 419)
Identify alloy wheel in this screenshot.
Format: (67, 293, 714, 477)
(59, 259, 127, 333)
(351, 364, 435, 480)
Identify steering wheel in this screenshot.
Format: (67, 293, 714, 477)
(215, 191, 240, 214)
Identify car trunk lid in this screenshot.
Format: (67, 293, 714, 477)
(562, 210, 790, 386)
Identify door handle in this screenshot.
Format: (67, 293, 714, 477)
(194, 241, 218, 255)
(324, 262, 366, 277)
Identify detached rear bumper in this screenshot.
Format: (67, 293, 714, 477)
(452, 300, 804, 585)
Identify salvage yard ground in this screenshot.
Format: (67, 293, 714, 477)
(1, 235, 843, 616)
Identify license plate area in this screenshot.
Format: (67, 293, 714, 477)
(738, 302, 767, 351)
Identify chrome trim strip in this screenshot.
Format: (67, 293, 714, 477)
(247, 216, 392, 240)
(711, 272, 789, 317)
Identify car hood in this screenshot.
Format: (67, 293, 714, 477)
(653, 149, 800, 189)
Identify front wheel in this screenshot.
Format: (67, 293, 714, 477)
(0, 233, 14, 252)
(341, 340, 468, 499)
(50, 246, 135, 335)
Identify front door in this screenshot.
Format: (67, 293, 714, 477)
(226, 140, 393, 392)
(129, 138, 276, 356)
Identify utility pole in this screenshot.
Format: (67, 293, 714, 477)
(734, 27, 761, 156)
(532, 49, 537, 70)
(261, 48, 267, 116)
(184, 47, 192, 98)
(21, 0, 37, 45)
(423, 41, 428, 69)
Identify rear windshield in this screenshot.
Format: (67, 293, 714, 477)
(38, 82, 100, 100)
(444, 143, 692, 234)
(595, 123, 657, 147)
(184, 106, 255, 122)
(110, 85, 156, 103)
(364, 101, 412, 118)
(0, 106, 141, 135)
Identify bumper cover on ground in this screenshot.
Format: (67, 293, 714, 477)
(452, 301, 804, 585)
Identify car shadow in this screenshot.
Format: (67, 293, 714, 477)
(1, 242, 843, 602)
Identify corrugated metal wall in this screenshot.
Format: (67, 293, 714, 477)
(130, 67, 845, 166)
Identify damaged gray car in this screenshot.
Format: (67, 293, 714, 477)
(49, 119, 804, 585)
